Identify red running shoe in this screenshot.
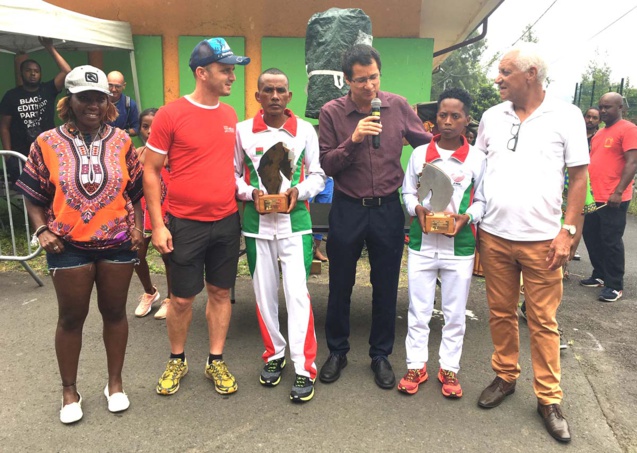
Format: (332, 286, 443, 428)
(438, 368, 463, 398)
(397, 365, 428, 394)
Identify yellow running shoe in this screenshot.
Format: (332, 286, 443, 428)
(204, 360, 238, 394)
(156, 358, 188, 395)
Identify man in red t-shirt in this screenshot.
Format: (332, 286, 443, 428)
(582, 92, 637, 302)
(144, 37, 250, 396)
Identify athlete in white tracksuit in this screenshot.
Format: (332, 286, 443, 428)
(235, 109, 325, 380)
(402, 135, 486, 374)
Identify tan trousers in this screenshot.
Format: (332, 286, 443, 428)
(479, 228, 563, 405)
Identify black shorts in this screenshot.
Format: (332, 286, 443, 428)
(167, 212, 241, 298)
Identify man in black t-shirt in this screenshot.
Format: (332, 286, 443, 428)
(0, 37, 71, 182)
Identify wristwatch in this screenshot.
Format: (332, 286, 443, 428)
(562, 224, 576, 236)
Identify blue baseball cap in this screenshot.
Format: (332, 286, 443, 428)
(189, 38, 250, 70)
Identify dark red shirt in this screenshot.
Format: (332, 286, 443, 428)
(319, 91, 431, 198)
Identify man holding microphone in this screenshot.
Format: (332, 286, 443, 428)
(318, 44, 431, 389)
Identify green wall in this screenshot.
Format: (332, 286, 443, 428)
(132, 36, 164, 113)
(261, 38, 315, 124)
(178, 36, 247, 120)
(0, 52, 17, 116)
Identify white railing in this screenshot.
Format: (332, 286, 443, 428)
(0, 150, 44, 286)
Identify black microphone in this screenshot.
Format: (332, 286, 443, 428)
(371, 97, 381, 149)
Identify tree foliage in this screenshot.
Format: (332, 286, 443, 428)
(518, 24, 539, 44)
(576, 55, 636, 123)
(581, 54, 612, 93)
(431, 35, 500, 122)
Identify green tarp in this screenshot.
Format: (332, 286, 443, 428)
(304, 8, 372, 118)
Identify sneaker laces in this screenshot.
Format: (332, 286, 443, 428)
(441, 369, 458, 384)
(294, 375, 309, 387)
(165, 359, 184, 377)
(265, 359, 281, 373)
(139, 287, 157, 303)
(210, 361, 231, 380)
(404, 369, 421, 382)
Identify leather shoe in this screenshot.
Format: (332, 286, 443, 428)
(478, 376, 516, 408)
(319, 354, 347, 383)
(371, 357, 396, 389)
(537, 403, 571, 443)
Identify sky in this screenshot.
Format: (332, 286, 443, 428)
(481, 0, 637, 101)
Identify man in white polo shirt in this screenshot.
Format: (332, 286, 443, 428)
(474, 44, 589, 443)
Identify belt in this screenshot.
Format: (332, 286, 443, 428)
(334, 191, 399, 207)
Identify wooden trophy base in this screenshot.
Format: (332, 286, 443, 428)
(257, 194, 289, 213)
(425, 213, 455, 234)
(473, 247, 484, 277)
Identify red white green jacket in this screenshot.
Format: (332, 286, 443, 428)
(402, 134, 486, 259)
(234, 110, 326, 239)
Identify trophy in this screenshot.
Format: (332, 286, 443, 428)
(417, 163, 455, 234)
(256, 142, 294, 213)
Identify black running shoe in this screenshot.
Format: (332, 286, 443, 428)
(290, 374, 315, 403)
(580, 277, 604, 287)
(599, 287, 623, 302)
(260, 357, 286, 387)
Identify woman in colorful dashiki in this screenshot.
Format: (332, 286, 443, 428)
(16, 66, 144, 425)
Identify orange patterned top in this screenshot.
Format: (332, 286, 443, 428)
(16, 123, 143, 250)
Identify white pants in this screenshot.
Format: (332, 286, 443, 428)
(247, 234, 317, 379)
(405, 251, 474, 372)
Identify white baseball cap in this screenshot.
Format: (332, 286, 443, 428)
(65, 65, 110, 95)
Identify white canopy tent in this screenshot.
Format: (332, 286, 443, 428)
(0, 0, 141, 109)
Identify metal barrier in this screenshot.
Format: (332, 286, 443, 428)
(0, 150, 44, 286)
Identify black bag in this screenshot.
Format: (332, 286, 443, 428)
(305, 8, 372, 118)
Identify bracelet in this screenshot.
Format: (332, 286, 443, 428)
(31, 225, 48, 247)
(34, 224, 49, 237)
(133, 227, 144, 234)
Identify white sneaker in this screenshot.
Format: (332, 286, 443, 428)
(135, 286, 160, 317)
(60, 392, 83, 424)
(154, 298, 170, 320)
(104, 384, 130, 413)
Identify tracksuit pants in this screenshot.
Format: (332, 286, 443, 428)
(245, 234, 317, 379)
(405, 251, 474, 373)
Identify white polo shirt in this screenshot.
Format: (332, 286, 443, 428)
(475, 96, 589, 241)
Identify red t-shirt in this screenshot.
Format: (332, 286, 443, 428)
(589, 119, 637, 202)
(147, 97, 238, 221)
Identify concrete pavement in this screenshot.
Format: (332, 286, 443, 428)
(1, 217, 636, 452)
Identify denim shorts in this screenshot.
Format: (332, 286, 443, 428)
(46, 240, 138, 271)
